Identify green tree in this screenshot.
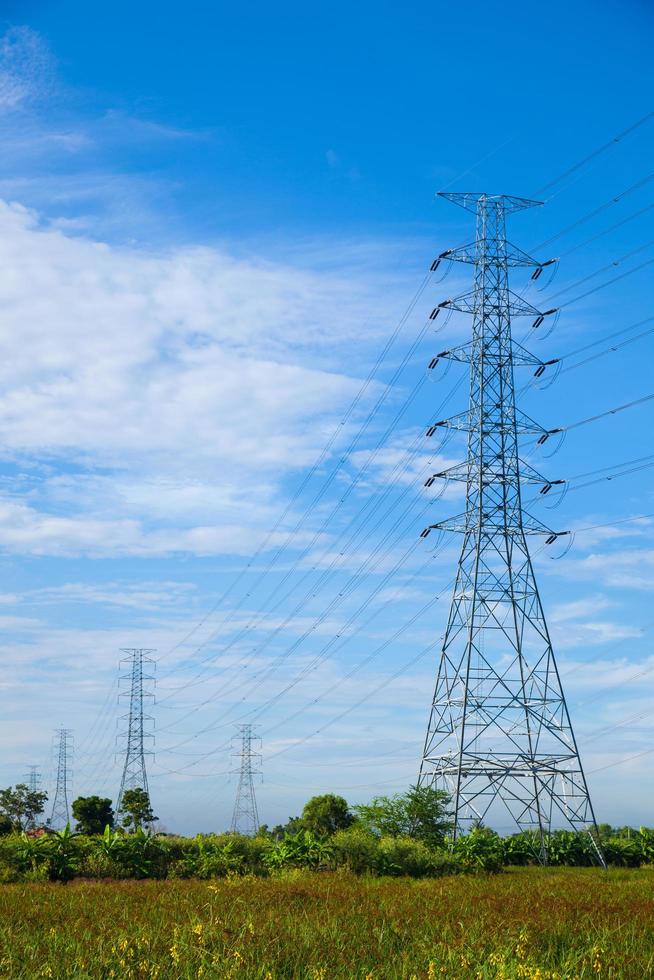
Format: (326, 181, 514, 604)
(354, 785, 451, 848)
(119, 788, 157, 831)
(71, 795, 115, 835)
(269, 816, 303, 840)
(301, 794, 353, 837)
(0, 783, 48, 830)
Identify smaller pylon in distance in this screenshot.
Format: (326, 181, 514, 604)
(49, 729, 73, 829)
(25, 765, 40, 793)
(230, 724, 262, 836)
(116, 648, 156, 814)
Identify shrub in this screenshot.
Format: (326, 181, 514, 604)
(264, 830, 333, 871)
(377, 836, 441, 877)
(332, 826, 380, 875)
(453, 828, 504, 873)
(602, 836, 642, 868)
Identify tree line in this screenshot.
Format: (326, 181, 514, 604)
(0, 783, 652, 883)
(0, 784, 155, 834)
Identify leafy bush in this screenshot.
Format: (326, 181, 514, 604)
(264, 830, 333, 871)
(637, 827, 654, 864)
(377, 836, 444, 877)
(354, 785, 451, 848)
(453, 828, 504, 873)
(332, 826, 381, 874)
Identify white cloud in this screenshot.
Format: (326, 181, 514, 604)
(19, 581, 196, 611)
(0, 27, 53, 111)
(550, 596, 612, 621)
(0, 201, 420, 556)
(561, 547, 654, 590)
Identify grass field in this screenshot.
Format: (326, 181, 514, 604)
(1, 868, 653, 979)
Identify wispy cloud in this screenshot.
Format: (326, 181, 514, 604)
(0, 27, 54, 112)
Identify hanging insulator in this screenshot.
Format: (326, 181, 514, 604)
(426, 425, 437, 437)
(532, 314, 545, 329)
(537, 432, 550, 445)
(428, 357, 439, 369)
(430, 259, 441, 272)
(420, 527, 431, 538)
(545, 534, 558, 545)
(533, 256, 559, 280)
(540, 483, 553, 495)
(424, 476, 436, 487)
(534, 358, 561, 379)
(429, 308, 440, 320)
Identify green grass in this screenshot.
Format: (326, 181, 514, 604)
(1, 868, 653, 978)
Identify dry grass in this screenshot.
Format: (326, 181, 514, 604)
(1, 867, 653, 978)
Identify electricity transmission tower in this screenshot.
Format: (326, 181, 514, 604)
(418, 192, 605, 866)
(116, 648, 156, 813)
(49, 729, 73, 829)
(230, 724, 261, 836)
(25, 765, 40, 793)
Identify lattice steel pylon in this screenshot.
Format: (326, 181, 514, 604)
(230, 724, 261, 836)
(116, 648, 156, 813)
(418, 192, 605, 866)
(26, 765, 40, 793)
(49, 729, 73, 829)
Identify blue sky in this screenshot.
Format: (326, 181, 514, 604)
(0, 0, 652, 833)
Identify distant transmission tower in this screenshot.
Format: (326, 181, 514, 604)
(116, 648, 156, 813)
(25, 765, 40, 793)
(418, 192, 605, 866)
(230, 724, 261, 835)
(49, 729, 73, 829)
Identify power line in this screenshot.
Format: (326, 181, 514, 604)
(533, 111, 654, 198)
(531, 171, 654, 256)
(156, 273, 434, 671)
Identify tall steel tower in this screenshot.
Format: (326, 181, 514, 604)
(26, 765, 40, 793)
(49, 729, 73, 829)
(230, 724, 261, 836)
(418, 192, 604, 866)
(116, 648, 156, 812)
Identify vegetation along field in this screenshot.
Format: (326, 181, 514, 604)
(0, 869, 652, 979)
(2, 787, 654, 977)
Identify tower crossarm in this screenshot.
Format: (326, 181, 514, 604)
(421, 511, 566, 538)
(424, 459, 563, 491)
(437, 240, 544, 268)
(426, 407, 548, 438)
(430, 338, 558, 371)
(439, 289, 553, 319)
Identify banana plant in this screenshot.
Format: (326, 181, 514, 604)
(39, 824, 80, 883)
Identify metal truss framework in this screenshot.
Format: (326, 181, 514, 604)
(50, 728, 73, 829)
(116, 648, 156, 813)
(230, 724, 262, 836)
(26, 765, 40, 793)
(418, 192, 605, 866)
